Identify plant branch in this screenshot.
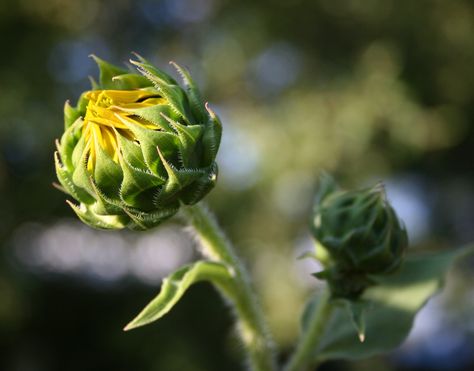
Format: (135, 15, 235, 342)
(182, 203, 277, 371)
(283, 289, 332, 371)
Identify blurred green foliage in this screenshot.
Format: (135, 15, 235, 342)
(1, 0, 473, 370)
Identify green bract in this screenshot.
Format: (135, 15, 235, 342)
(310, 174, 408, 299)
(54, 55, 221, 230)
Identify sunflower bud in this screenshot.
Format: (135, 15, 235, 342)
(54, 55, 221, 230)
(310, 174, 408, 299)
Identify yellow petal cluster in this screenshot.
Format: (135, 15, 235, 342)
(82, 89, 165, 170)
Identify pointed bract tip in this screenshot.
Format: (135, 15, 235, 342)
(130, 52, 146, 66)
(169, 60, 186, 71)
(131, 51, 143, 59)
(52, 182, 65, 192)
(358, 332, 365, 342)
(205, 102, 216, 118)
(89, 54, 101, 64)
(129, 58, 141, 67)
(123, 322, 134, 331)
(297, 250, 317, 260)
(371, 181, 388, 203)
(372, 181, 386, 194)
(65, 200, 79, 210)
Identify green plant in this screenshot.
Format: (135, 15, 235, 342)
(54, 55, 473, 371)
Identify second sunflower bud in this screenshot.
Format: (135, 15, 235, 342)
(310, 174, 408, 299)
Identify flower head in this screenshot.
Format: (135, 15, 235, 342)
(55, 55, 221, 230)
(310, 174, 408, 298)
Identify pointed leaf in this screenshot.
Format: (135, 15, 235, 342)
(116, 104, 178, 132)
(59, 118, 83, 171)
(67, 201, 129, 230)
(55, 152, 94, 204)
(91, 55, 128, 89)
(201, 104, 222, 166)
(93, 143, 123, 200)
(117, 115, 179, 176)
(305, 246, 474, 362)
(130, 57, 177, 85)
(154, 147, 205, 204)
(71, 139, 95, 196)
(64, 101, 81, 129)
(116, 133, 150, 171)
(119, 158, 164, 209)
(170, 61, 207, 122)
(124, 260, 235, 330)
(314, 172, 339, 210)
(161, 113, 203, 166)
(111, 73, 152, 89)
(178, 163, 218, 205)
(89, 179, 124, 215)
(123, 204, 179, 230)
(342, 299, 367, 343)
(131, 60, 194, 123)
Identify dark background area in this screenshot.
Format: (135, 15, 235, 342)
(1, 0, 474, 370)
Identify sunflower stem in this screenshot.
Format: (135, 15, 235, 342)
(183, 203, 277, 371)
(283, 289, 332, 371)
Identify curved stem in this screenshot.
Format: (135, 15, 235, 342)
(182, 203, 276, 371)
(283, 289, 332, 371)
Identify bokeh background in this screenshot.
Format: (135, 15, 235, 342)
(1, 0, 474, 370)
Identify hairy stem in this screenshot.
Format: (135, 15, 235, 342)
(283, 289, 332, 371)
(183, 203, 276, 371)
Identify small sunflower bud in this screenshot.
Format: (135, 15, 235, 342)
(55, 55, 221, 230)
(310, 174, 408, 299)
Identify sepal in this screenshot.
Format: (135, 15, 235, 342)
(66, 201, 129, 229)
(90, 54, 128, 88)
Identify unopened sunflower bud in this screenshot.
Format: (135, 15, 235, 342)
(310, 175, 408, 299)
(55, 55, 221, 230)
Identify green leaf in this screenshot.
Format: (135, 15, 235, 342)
(115, 132, 150, 171)
(343, 300, 367, 343)
(178, 163, 218, 205)
(54, 151, 94, 204)
(88, 179, 124, 215)
(161, 113, 203, 167)
(306, 246, 474, 362)
(201, 104, 222, 166)
(170, 61, 207, 122)
(119, 159, 164, 210)
(90, 55, 128, 89)
(313, 172, 339, 211)
(123, 204, 179, 230)
(67, 201, 129, 230)
(110, 73, 152, 89)
(130, 56, 177, 85)
(64, 100, 81, 129)
(117, 115, 179, 176)
(116, 104, 178, 132)
(70, 137, 95, 197)
(124, 260, 235, 330)
(131, 60, 194, 123)
(153, 147, 205, 205)
(93, 143, 123, 200)
(59, 118, 83, 171)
